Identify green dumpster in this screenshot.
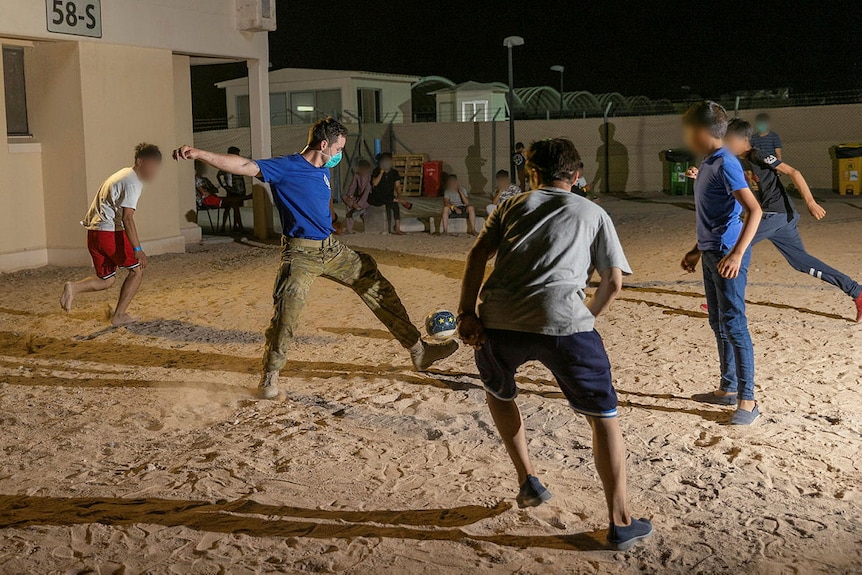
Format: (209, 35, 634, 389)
(662, 149, 694, 195)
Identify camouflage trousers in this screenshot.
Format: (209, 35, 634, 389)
(263, 235, 421, 372)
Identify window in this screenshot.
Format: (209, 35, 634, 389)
(235, 94, 250, 128)
(3, 47, 30, 136)
(290, 91, 315, 124)
(357, 88, 382, 123)
(269, 92, 288, 126)
(462, 100, 489, 122)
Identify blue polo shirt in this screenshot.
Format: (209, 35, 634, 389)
(256, 154, 333, 240)
(694, 147, 749, 252)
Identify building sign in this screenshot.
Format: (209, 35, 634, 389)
(46, 0, 102, 38)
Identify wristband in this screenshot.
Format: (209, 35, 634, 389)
(456, 311, 477, 323)
(133, 246, 143, 253)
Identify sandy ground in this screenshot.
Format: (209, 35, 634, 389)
(0, 193, 861, 574)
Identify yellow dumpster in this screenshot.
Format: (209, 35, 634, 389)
(836, 144, 862, 195)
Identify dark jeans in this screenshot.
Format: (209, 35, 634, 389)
(753, 212, 861, 299)
(702, 249, 756, 401)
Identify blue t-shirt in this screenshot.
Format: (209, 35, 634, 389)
(256, 154, 333, 240)
(694, 147, 749, 252)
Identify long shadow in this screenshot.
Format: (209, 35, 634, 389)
(621, 284, 849, 322)
(0, 494, 607, 552)
(617, 400, 726, 422)
(126, 319, 263, 345)
(615, 193, 696, 212)
(617, 297, 708, 318)
(0, 373, 244, 395)
(319, 326, 392, 340)
(0, 331, 260, 374)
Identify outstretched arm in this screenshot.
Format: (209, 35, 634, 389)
(776, 162, 825, 220)
(587, 267, 624, 317)
(174, 146, 261, 178)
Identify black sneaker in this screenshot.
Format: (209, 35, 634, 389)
(607, 517, 653, 551)
(515, 475, 553, 508)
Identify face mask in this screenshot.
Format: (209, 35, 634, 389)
(323, 150, 343, 169)
(756, 123, 768, 133)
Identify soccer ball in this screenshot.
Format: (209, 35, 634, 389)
(425, 310, 457, 340)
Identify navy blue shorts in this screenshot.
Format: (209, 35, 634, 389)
(475, 328, 618, 418)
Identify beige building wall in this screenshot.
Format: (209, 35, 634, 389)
(0, 0, 271, 272)
(173, 55, 200, 245)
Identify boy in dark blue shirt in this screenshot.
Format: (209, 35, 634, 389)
(679, 101, 763, 425)
(174, 118, 458, 399)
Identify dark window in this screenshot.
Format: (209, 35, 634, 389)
(236, 94, 250, 128)
(3, 47, 30, 136)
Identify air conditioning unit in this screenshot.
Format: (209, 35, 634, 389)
(236, 0, 277, 32)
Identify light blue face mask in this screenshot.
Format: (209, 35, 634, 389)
(323, 151, 343, 169)
(756, 123, 769, 133)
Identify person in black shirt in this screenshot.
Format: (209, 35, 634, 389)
(512, 142, 527, 191)
(370, 153, 405, 235)
(687, 119, 862, 322)
(217, 146, 249, 232)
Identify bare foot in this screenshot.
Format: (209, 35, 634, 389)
(393, 230, 406, 236)
(60, 282, 74, 312)
(111, 313, 138, 327)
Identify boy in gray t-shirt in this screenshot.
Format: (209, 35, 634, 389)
(457, 138, 652, 551)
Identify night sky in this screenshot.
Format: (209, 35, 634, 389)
(192, 0, 862, 121)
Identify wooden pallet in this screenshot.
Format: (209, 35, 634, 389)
(393, 154, 426, 197)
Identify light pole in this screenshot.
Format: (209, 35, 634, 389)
(504, 35, 524, 179)
(550, 65, 565, 115)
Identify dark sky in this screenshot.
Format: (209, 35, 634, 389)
(192, 0, 861, 120)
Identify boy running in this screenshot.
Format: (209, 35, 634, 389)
(173, 118, 458, 399)
(679, 102, 763, 424)
(60, 143, 162, 326)
(457, 138, 652, 551)
(686, 119, 862, 322)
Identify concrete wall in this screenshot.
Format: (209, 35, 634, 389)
(0, 0, 270, 272)
(194, 104, 862, 207)
(2, 0, 267, 60)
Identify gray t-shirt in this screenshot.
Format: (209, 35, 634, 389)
(477, 188, 632, 336)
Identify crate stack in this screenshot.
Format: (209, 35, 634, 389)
(393, 154, 427, 197)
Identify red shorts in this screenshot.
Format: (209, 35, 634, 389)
(87, 230, 139, 279)
(201, 195, 222, 208)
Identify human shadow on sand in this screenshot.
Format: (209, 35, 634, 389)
(125, 319, 264, 345)
(0, 494, 608, 552)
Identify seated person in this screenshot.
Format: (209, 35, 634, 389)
(486, 169, 522, 216)
(217, 146, 250, 231)
(573, 162, 590, 197)
(196, 162, 251, 213)
(440, 174, 478, 235)
(342, 159, 372, 234)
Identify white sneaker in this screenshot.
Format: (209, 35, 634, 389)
(410, 340, 459, 372)
(258, 371, 279, 399)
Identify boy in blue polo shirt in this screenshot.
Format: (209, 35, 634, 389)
(679, 101, 763, 425)
(174, 118, 458, 399)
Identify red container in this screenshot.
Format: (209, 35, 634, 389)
(422, 161, 444, 197)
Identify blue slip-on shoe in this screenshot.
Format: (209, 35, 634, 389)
(607, 517, 654, 551)
(691, 391, 737, 405)
(516, 475, 553, 508)
(729, 405, 761, 425)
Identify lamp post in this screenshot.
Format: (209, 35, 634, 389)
(504, 35, 524, 179)
(550, 65, 565, 115)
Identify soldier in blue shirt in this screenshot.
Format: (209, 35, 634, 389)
(174, 118, 457, 399)
(679, 101, 763, 425)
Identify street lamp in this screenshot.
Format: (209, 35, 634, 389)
(504, 35, 524, 179)
(550, 65, 565, 114)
